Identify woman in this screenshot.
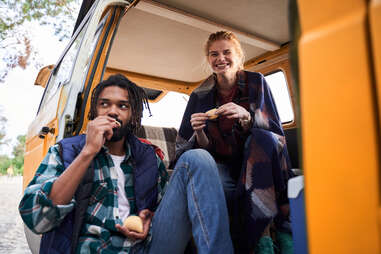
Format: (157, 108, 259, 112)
(176, 31, 293, 253)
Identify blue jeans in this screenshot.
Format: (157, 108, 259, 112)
(216, 163, 237, 215)
(132, 149, 233, 254)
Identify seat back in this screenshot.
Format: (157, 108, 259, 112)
(135, 125, 178, 169)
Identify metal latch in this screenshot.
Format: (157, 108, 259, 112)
(38, 126, 55, 139)
(63, 115, 74, 138)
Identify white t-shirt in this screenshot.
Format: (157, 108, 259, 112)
(110, 154, 130, 221)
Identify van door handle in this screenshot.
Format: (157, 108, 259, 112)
(39, 126, 55, 139)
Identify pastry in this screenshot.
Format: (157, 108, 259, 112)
(123, 215, 143, 233)
(205, 108, 218, 120)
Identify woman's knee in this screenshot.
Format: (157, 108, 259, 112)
(175, 149, 218, 174)
(181, 148, 213, 161)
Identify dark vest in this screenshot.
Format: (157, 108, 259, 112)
(39, 134, 159, 254)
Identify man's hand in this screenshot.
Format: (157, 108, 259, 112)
(49, 116, 119, 205)
(116, 209, 153, 241)
(82, 116, 120, 155)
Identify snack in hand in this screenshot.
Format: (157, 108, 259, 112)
(123, 215, 143, 233)
(205, 108, 218, 120)
(115, 119, 121, 127)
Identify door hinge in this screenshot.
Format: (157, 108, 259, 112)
(64, 115, 74, 138)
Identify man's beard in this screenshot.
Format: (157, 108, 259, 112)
(109, 120, 133, 142)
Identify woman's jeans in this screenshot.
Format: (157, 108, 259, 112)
(132, 149, 233, 254)
(216, 163, 237, 215)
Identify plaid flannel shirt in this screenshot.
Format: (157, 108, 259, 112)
(19, 142, 168, 253)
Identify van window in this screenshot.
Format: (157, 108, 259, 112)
(141, 71, 294, 128)
(142, 91, 189, 129)
(265, 71, 294, 123)
(38, 22, 88, 112)
(83, 12, 109, 81)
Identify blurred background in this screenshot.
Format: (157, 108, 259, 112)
(0, 0, 82, 176)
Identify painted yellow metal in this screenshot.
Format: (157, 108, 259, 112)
(23, 76, 64, 190)
(104, 67, 201, 95)
(23, 119, 58, 190)
(369, 0, 381, 133)
(297, 0, 380, 253)
(34, 65, 54, 88)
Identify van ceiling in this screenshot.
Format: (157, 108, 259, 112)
(107, 0, 289, 83)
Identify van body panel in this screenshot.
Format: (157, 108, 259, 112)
(298, 0, 381, 253)
(24, 119, 58, 190)
(369, 0, 381, 132)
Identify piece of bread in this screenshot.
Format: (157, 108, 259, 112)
(123, 216, 143, 233)
(205, 108, 218, 120)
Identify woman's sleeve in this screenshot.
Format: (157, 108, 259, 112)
(175, 93, 198, 159)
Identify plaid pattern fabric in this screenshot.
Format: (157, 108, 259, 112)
(136, 125, 177, 168)
(19, 142, 168, 253)
(206, 73, 250, 162)
(177, 71, 292, 250)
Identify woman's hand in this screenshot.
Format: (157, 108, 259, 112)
(216, 102, 250, 121)
(190, 113, 209, 148)
(116, 209, 153, 241)
(190, 113, 208, 132)
(217, 102, 252, 130)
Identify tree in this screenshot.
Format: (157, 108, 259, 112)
(11, 134, 26, 175)
(12, 135, 26, 158)
(0, 0, 81, 82)
(0, 154, 11, 175)
(0, 0, 77, 38)
(0, 114, 9, 147)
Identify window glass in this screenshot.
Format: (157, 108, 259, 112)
(83, 13, 108, 78)
(38, 22, 88, 111)
(141, 70, 294, 128)
(142, 91, 189, 129)
(265, 71, 294, 123)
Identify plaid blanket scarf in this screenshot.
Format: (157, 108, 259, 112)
(176, 71, 292, 251)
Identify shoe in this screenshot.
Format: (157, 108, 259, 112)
(254, 236, 274, 254)
(276, 231, 294, 254)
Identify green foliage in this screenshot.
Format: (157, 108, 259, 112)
(0, 155, 11, 175)
(12, 135, 26, 158)
(0, 0, 80, 82)
(0, 0, 77, 40)
(0, 135, 26, 176)
(0, 114, 9, 147)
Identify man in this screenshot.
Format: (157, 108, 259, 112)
(19, 74, 233, 254)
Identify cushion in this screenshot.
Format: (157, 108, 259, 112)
(135, 125, 178, 169)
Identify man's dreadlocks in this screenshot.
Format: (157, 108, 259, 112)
(88, 74, 151, 133)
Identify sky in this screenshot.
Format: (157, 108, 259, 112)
(0, 21, 69, 156)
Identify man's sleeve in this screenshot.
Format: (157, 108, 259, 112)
(18, 145, 76, 234)
(156, 155, 169, 205)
